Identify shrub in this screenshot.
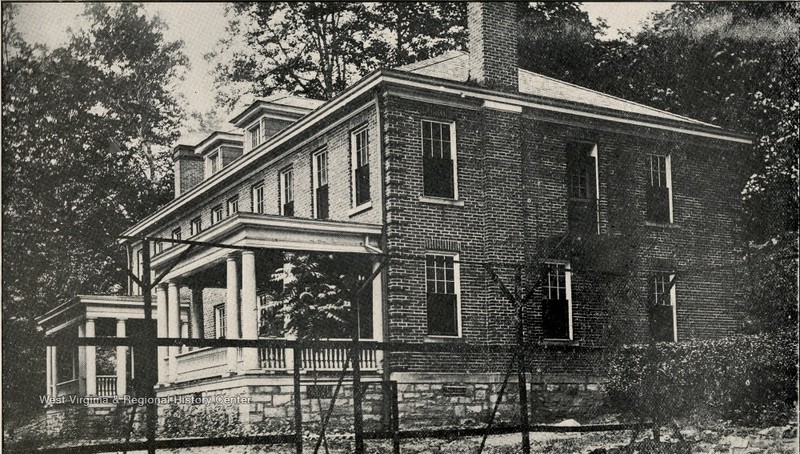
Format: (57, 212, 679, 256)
(606, 332, 797, 426)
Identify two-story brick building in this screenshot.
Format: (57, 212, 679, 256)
(38, 3, 751, 429)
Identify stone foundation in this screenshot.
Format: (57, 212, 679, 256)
(29, 372, 607, 443)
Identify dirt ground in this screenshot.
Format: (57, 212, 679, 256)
(100, 420, 798, 453)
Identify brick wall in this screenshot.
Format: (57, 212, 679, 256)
(381, 91, 747, 374)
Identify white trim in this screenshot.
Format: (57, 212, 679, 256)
(665, 154, 674, 224)
(483, 100, 522, 113)
(420, 119, 459, 200)
(383, 75, 752, 144)
(348, 201, 373, 217)
(312, 147, 328, 218)
(424, 252, 462, 339)
(419, 196, 464, 207)
(279, 167, 294, 216)
(670, 274, 678, 342)
(544, 260, 573, 341)
(350, 125, 371, 208)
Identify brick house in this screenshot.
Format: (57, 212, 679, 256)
(38, 3, 751, 429)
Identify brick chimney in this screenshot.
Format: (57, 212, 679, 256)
(468, 2, 518, 92)
(173, 144, 204, 198)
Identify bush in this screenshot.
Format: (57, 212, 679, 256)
(606, 332, 797, 426)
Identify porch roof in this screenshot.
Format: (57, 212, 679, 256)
(37, 294, 188, 336)
(150, 212, 383, 282)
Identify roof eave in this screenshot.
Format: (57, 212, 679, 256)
(381, 68, 754, 143)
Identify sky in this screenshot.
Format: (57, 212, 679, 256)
(13, 2, 672, 137)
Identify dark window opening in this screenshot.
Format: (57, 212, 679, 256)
(650, 273, 675, 342)
(647, 155, 671, 223)
(541, 263, 570, 339)
(353, 129, 370, 206)
(426, 255, 458, 336)
(566, 142, 597, 235)
(422, 121, 455, 199)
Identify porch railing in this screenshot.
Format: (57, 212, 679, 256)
(175, 347, 228, 382)
(173, 342, 379, 383)
(55, 378, 79, 397)
(259, 342, 378, 372)
(96, 375, 117, 396)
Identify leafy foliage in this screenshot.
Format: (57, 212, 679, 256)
(607, 332, 798, 426)
(2, 3, 186, 423)
(264, 252, 353, 340)
(208, 2, 467, 106)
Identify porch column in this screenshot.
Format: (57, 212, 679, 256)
(85, 318, 97, 396)
(372, 259, 385, 371)
(168, 281, 181, 382)
(46, 345, 53, 397)
(180, 321, 189, 353)
(226, 253, 241, 373)
(156, 284, 168, 384)
(116, 319, 127, 396)
(190, 287, 204, 341)
(241, 250, 259, 370)
(78, 323, 86, 394)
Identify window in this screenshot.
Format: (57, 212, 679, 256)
(207, 151, 220, 176)
(425, 254, 460, 336)
(541, 262, 572, 340)
(134, 249, 143, 295)
(280, 167, 294, 216)
(650, 273, 677, 342)
(190, 217, 202, 236)
(351, 128, 370, 206)
(647, 154, 673, 223)
(313, 148, 329, 219)
(249, 123, 261, 150)
(251, 184, 264, 214)
(566, 142, 599, 234)
(422, 120, 457, 199)
(211, 205, 224, 224)
(171, 227, 181, 245)
(227, 196, 239, 216)
(214, 305, 226, 339)
(155, 241, 164, 254)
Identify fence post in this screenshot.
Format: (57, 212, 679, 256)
(293, 344, 303, 454)
(390, 380, 400, 454)
(517, 318, 531, 454)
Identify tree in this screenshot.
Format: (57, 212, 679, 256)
(516, 2, 610, 87)
(208, 2, 467, 107)
(2, 3, 187, 424)
(601, 3, 799, 333)
(263, 252, 352, 341)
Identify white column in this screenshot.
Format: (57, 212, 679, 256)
(156, 284, 168, 384)
(372, 260, 385, 371)
(116, 319, 127, 396)
(46, 346, 53, 397)
(226, 254, 241, 373)
(190, 287, 204, 340)
(240, 251, 259, 370)
(77, 324, 86, 394)
(50, 345, 58, 396)
(180, 322, 189, 353)
(85, 318, 97, 395)
(168, 281, 181, 382)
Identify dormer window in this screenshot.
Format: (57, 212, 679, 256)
(206, 150, 221, 177)
(249, 123, 261, 150)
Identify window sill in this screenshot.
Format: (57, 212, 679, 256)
(419, 196, 465, 207)
(539, 339, 580, 347)
(423, 335, 464, 343)
(348, 201, 373, 217)
(644, 221, 678, 228)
